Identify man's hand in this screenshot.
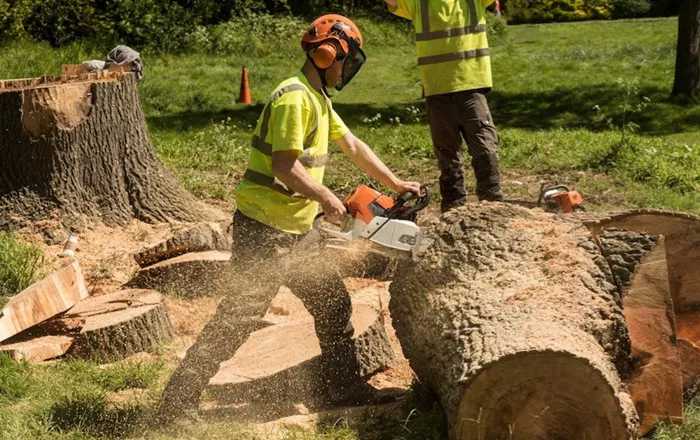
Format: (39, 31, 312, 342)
(320, 189, 347, 223)
(384, 0, 398, 7)
(392, 180, 422, 197)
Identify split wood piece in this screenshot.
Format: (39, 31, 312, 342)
(599, 233, 683, 434)
(28, 289, 174, 363)
(126, 251, 232, 298)
(677, 338, 700, 390)
(389, 203, 638, 440)
(0, 72, 211, 228)
(0, 335, 73, 362)
(584, 210, 700, 313)
(0, 260, 88, 343)
(209, 303, 396, 403)
(133, 222, 232, 268)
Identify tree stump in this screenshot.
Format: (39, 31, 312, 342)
(389, 204, 639, 440)
(4, 289, 174, 363)
(0, 72, 209, 228)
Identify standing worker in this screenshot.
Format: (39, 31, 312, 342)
(158, 14, 421, 422)
(385, 0, 504, 211)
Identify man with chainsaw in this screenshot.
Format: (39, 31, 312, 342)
(385, 0, 504, 211)
(159, 14, 421, 421)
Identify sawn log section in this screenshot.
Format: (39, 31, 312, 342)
(390, 204, 639, 440)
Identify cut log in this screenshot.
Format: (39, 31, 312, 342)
(0, 335, 73, 362)
(126, 251, 232, 298)
(0, 71, 210, 228)
(0, 260, 88, 343)
(209, 301, 395, 403)
(133, 222, 231, 268)
(389, 204, 638, 440)
(8, 289, 174, 363)
(584, 210, 700, 313)
(598, 232, 682, 434)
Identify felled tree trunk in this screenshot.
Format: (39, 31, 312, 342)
(390, 204, 639, 440)
(0, 71, 208, 228)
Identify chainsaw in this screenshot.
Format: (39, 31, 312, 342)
(537, 183, 585, 213)
(313, 185, 431, 259)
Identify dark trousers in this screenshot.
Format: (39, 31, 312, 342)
(426, 89, 503, 210)
(161, 211, 358, 410)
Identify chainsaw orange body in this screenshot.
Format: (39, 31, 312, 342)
(344, 185, 395, 225)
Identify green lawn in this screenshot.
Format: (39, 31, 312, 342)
(0, 15, 699, 440)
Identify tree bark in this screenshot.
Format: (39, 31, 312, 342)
(672, 0, 700, 97)
(0, 72, 210, 229)
(389, 203, 639, 440)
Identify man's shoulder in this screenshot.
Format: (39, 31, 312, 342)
(269, 75, 318, 109)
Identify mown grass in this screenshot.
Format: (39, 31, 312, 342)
(0, 17, 697, 212)
(0, 15, 699, 440)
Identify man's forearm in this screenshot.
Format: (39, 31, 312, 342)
(342, 136, 401, 191)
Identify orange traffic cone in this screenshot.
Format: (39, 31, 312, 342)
(237, 67, 252, 105)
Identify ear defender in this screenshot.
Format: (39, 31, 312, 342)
(313, 42, 338, 69)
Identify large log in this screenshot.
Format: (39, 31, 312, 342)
(0, 71, 210, 228)
(0, 260, 88, 343)
(597, 232, 683, 434)
(389, 203, 639, 440)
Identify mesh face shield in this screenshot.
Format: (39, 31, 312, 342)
(333, 28, 366, 91)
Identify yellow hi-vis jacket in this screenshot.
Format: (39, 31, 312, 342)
(235, 71, 349, 234)
(390, 0, 495, 97)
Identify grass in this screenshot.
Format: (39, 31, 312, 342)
(0, 14, 699, 440)
(0, 232, 44, 307)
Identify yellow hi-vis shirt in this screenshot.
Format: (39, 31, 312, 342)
(390, 0, 495, 97)
(235, 71, 349, 234)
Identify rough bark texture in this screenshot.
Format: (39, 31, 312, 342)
(390, 203, 638, 440)
(599, 233, 683, 434)
(0, 72, 209, 228)
(673, 0, 700, 97)
(126, 251, 232, 298)
(133, 222, 232, 268)
(597, 229, 658, 292)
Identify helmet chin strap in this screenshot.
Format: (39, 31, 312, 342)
(307, 51, 333, 98)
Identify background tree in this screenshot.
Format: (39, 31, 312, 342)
(672, 0, 700, 98)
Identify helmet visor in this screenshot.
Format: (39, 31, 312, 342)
(335, 34, 366, 91)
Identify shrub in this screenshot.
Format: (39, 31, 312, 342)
(612, 0, 651, 18)
(506, 0, 612, 23)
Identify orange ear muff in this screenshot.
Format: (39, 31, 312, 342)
(313, 42, 337, 69)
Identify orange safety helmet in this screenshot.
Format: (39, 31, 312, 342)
(301, 14, 366, 90)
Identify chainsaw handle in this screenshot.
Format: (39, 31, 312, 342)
(396, 185, 431, 220)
